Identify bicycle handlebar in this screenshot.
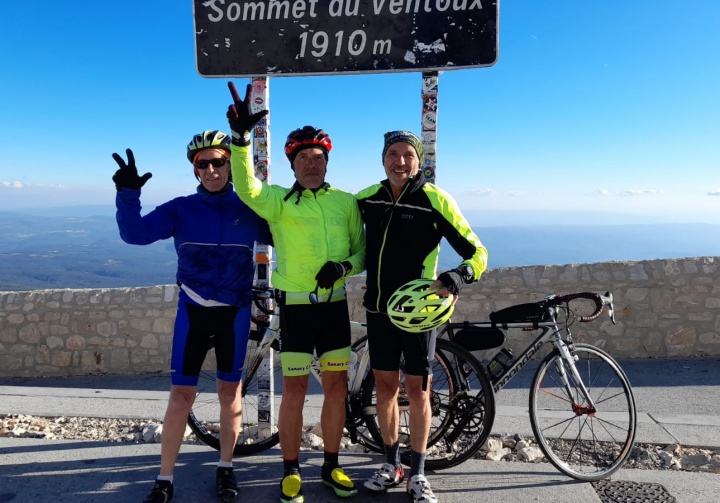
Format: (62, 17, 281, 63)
(251, 286, 617, 327)
(547, 291, 615, 324)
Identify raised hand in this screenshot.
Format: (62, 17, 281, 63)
(226, 82, 269, 146)
(111, 149, 152, 191)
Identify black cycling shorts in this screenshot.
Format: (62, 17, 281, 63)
(278, 298, 351, 376)
(366, 311, 436, 376)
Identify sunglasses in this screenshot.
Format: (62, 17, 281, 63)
(309, 283, 334, 305)
(194, 157, 229, 170)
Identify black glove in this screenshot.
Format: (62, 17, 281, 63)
(437, 268, 467, 296)
(226, 82, 269, 147)
(315, 261, 348, 289)
(111, 149, 152, 191)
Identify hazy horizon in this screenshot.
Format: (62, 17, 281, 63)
(2, 208, 718, 292)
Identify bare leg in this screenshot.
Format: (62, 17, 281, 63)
(320, 370, 348, 452)
(159, 385, 197, 476)
(278, 374, 309, 460)
(404, 374, 432, 453)
(217, 379, 242, 463)
(373, 369, 401, 446)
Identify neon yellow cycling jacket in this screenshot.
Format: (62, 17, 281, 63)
(230, 144, 365, 297)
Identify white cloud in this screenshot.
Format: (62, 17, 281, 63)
(589, 189, 662, 197)
(1, 181, 26, 189)
(591, 189, 611, 196)
(707, 189, 720, 196)
(0, 181, 72, 190)
(466, 189, 530, 197)
(619, 189, 661, 197)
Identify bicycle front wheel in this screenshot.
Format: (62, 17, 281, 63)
(188, 346, 283, 456)
(529, 343, 636, 481)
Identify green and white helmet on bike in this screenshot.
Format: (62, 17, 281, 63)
(387, 278, 454, 333)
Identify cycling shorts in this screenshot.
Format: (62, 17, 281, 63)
(366, 311, 436, 377)
(278, 297, 351, 377)
(170, 290, 251, 386)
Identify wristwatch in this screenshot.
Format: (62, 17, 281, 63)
(458, 264, 475, 284)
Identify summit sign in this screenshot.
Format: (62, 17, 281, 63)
(193, 0, 498, 77)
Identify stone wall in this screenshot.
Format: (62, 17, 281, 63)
(1, 256, 719, 377)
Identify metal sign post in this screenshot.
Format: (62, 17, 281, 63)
(421, 71, 439, 184)
(249, 77, 275, 437)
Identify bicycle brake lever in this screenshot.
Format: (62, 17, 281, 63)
(608, 304, 617, 324)
(604, 291, 617, 325)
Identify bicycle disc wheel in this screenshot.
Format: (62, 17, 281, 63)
(187, 342, 283, 456)
(529, 343, 636, 481)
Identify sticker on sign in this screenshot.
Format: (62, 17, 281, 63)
(193, 0, 498, 77)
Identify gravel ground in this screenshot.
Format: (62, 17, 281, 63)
(3, 413, 720, 474)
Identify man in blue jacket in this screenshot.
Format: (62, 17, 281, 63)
(112, 130, 272, 503)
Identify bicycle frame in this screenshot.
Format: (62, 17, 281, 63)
(442, 315, 597, 408)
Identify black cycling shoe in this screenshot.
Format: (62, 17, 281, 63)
(143, 479, 173, 503)
(216, 467, 239, 502)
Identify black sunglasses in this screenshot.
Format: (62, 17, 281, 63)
(194, 157, 229, 170)
(309, 283, 334, 305)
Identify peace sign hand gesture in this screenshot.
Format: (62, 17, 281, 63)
(111, 149, 152, 191)
(226, 82, 269, 146)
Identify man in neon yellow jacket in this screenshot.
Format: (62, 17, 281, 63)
(225, 82, 365, 503)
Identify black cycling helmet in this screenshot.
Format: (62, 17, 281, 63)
(187, 130, 231, 163)
(284, 126, 333, 165)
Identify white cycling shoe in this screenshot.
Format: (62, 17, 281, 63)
(406, 474, 438, 503)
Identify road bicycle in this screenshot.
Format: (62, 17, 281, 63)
(187, 286, 495, 469)
(186, 286, 633, 479)
(435, 291, 637, 481)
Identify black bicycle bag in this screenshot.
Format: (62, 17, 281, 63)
(453, 326, 505, 351)
(489, 302, 549, 327)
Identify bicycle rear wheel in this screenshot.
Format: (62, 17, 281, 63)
(359, 340, 455, 452)
(346, 335, 384, 453)
(422, 339, 495, 470)
(360, 338, 495, 470)
(187, 341, 283, 456)
(529, 343, 636, 481)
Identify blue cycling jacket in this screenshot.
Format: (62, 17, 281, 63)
(115, 184, 271, 306)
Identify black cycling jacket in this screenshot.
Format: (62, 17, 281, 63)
(356, 175, 488, 314)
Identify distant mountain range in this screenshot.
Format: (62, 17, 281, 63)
(1, 209, 719, 291)
(0, 211, 177, 291)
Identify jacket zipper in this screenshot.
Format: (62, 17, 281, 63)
(375, 182, 410, 311)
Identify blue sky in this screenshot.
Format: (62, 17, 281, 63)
(2, 1, 719, 226)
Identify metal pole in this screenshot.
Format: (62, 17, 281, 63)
(250, 76, 275, 437)
(421, 71, 439, 184)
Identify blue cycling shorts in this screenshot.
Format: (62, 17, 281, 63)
(170, 290, 251, 386)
